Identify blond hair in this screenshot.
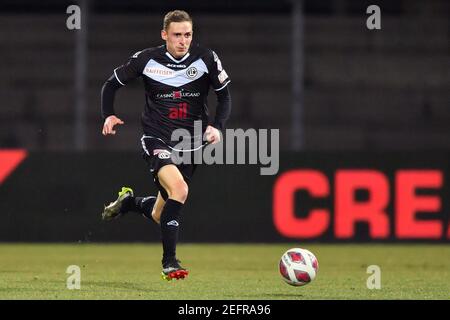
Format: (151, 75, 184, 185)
(163, 10, 193, 31)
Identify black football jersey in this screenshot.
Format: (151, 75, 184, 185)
(113, 43, 231, 146)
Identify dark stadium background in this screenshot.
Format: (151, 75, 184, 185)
(0, 0, 449, 243)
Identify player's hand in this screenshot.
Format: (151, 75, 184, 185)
(204, 125, 221, 144)
(102, 115, 124, 136)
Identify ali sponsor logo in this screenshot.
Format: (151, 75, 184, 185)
(169, 103, 188, 119)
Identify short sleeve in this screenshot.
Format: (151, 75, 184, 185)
(113, 50, 148, 85)
(207, 50, 231, 91)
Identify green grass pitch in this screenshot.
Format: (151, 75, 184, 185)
(0, 243, 448, 300)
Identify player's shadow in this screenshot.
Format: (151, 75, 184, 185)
(224, 293, 305, 299)
(260, 293, 305, 298)
(42, 279, 159, 292)
(82, 280, 159, 292)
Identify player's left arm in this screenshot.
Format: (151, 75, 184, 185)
(206, 50, 232, 144)
(205, 86, 231, 144)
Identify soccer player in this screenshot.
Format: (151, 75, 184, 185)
(100, 10, 231, 281)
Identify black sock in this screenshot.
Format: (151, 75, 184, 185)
(121, 196, 156, 219)
(160, 199, 183, 263)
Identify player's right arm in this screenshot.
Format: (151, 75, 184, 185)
(100, 49, 149, 136)
(102, 114, 124, 135)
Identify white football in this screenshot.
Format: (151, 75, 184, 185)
(279, 248, 319, 286)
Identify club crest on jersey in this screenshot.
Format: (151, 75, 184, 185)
(186, 67, 198, 78)
(153, 149, 171, 159)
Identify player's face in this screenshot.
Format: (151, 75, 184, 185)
(161, 22, 193, 58)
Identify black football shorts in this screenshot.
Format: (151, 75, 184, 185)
(140, 135, 198, 201)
